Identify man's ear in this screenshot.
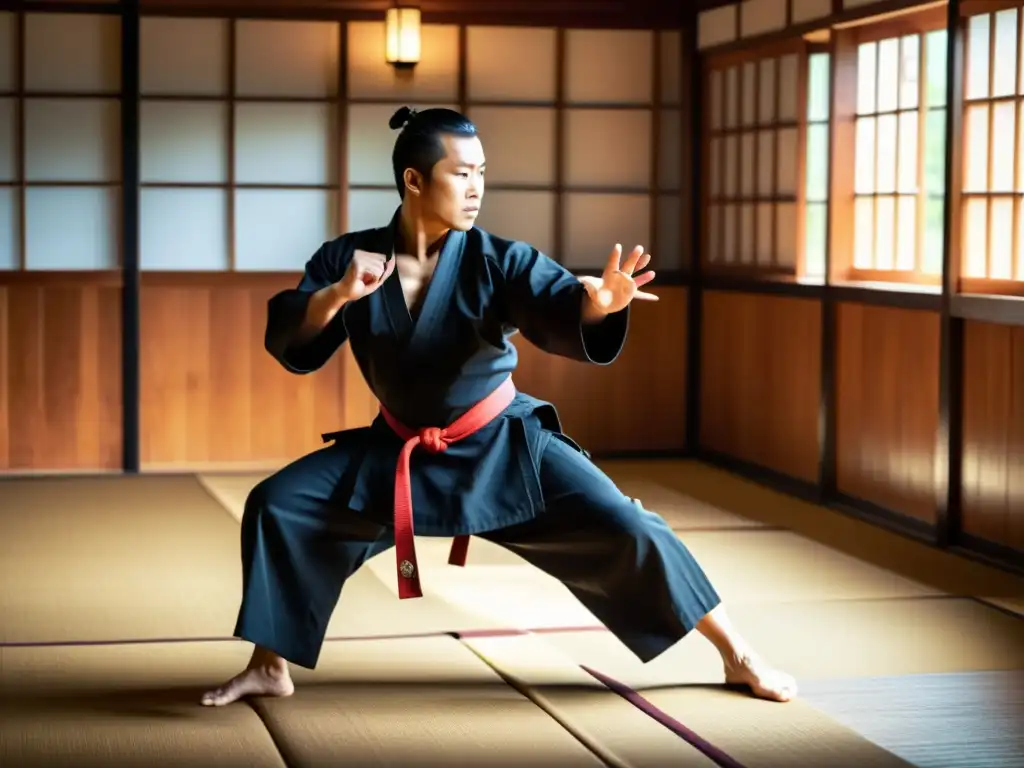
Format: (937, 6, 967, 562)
(403, 168, 423, 197)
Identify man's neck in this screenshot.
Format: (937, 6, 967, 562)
(398, 203, 448, 263)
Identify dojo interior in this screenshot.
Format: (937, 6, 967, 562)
(1, 0, 1023, 765)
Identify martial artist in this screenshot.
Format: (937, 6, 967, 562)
(201, 106, 796, 707)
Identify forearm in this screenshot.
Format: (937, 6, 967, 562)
(295, 283, 349, 343)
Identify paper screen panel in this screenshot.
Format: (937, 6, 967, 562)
(563, 193, 650, 269)
(0, 187, 17, 269)
(0, 98, 15, 181)
(140, 101, 229, 184)
(791, 0, 832, 23)
(234, 102, 336, 185)
(563, 109, 651, 189)
(740, 0, 787, 38)
(657, 194, 684, 269)
(660, 31, 682, 106)
(234, 189, 337, 271)
(659, 109, 681, 191)
(140, 17, 228, 96)
(0, 13, 15, 91)
(24, 98, 121, 182)
(141, 188, 229, 271)
(24, 12, 120, 93)
(25, 186, 120, 269)
(565, 29, 653, 104)
(698, 5, 738, 50)
(466, 26, 556, 102)
(348, 189, 400, 233)
(235, 20, 339, 98)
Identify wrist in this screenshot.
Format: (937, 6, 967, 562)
(581, 292, 611, 324)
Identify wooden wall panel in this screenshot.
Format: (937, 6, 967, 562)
(140, 275, 361, 470)
(699, 291, 821, 483)
(138, 278, 688, 469)
(835, 303, 940, 523)
(0, 276, 123, 472)
(512, 286, 688, 454)
(961, 321, 1024, 553)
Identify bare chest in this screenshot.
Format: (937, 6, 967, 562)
(394, 253, 439, 313)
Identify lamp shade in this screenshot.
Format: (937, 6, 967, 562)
(385, 6, 421, 67)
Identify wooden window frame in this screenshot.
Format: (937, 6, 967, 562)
(957, 0, 1024, 296)
(700, 37, 812, 279)
(828, 5, 949, 288)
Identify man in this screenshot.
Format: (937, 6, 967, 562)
(201, 106, 796, 707)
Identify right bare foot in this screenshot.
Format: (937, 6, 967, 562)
(200, 663, 295, 707)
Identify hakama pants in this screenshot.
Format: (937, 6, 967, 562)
(233, 434, 722, 669)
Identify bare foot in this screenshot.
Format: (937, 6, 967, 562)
(724, 653, 797, 702)
(200, 662, 295, 707)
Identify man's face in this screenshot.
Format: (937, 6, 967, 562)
(416, 134, 486, 232)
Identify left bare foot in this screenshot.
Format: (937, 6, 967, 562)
(723, 653, 797, 702)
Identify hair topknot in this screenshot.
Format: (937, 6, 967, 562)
(388, 106, 417, 130)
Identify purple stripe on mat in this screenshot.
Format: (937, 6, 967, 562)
(581, 664, 747, 768)
(0, 624, 610, 649)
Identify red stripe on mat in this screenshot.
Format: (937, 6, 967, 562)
(581, 664, 747, 768)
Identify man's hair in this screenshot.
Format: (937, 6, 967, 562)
(389, 106, 478, 199)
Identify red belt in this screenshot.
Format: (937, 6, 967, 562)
(379, 377, 517, 599)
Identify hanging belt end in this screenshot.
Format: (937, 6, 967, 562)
(447, 535, 470, 567)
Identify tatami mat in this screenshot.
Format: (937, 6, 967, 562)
(324, 562, 510, 639)
(531, 598, 1024, 687)
(251, 635, 608, 767)
(196, 472, 269, 523)
(0, 641, 286, 767)
(652, 461, 1024, 602)
(463, 633, 912, 768)
(801, 670, 1024, 768)
(458, 632, 719, 767)
(677, 529, 939, 603)
(0, 476, 245, 643)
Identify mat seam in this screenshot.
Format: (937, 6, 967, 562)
(453, 634, 631, 768)
(244, 699, 301, 768)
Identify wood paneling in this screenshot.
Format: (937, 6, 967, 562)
(513, 286, 688, 454)
(836, 303, 940, 523)
(961, 320, 1024, 553)
(138, 277, 688, 469)
(140, 274, 365, 470)
(699, 291, 821, 482)
(0, 274, 123, 472)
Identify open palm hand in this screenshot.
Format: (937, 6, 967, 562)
(579, 244, 658, 315)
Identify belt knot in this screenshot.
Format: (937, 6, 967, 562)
(418, 426, 448, 453)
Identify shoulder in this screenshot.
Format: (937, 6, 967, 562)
(467, 225, 553, 277)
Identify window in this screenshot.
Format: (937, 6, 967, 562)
(850, 28, 947, 283)
(828, 7, 947, 287)
(961, 6, 1024, 291)
(702, 40, 830, 280)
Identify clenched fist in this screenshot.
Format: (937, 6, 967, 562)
(335, 249, 397, 302)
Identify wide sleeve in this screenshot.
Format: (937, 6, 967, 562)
(501, 242, 628, 365)
(265, 241, 351, 374)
